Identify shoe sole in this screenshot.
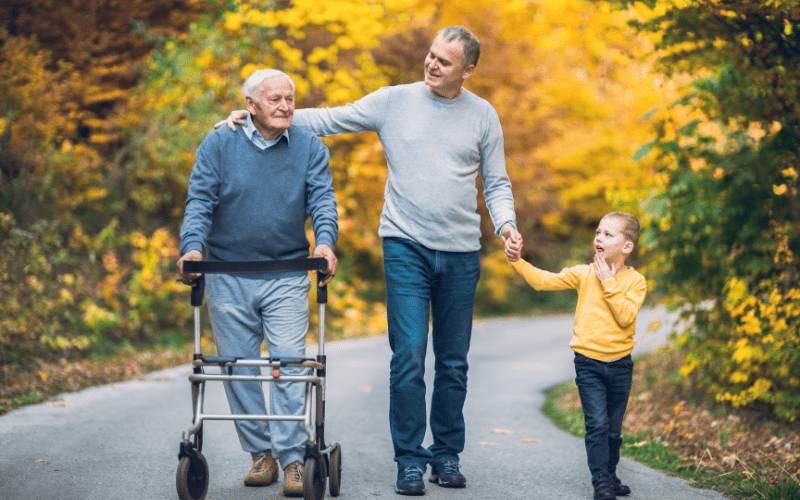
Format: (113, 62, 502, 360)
(395, 487, 425, 495)
(429, 475, 466, 488)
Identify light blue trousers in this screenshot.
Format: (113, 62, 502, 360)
(205, 272, 310, 468)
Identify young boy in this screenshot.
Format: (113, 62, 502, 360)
(505, 212, 647, 500)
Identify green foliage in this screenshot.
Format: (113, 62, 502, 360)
(0, 211, 188, 368)
(594, 0, 800, 420)
(629, 0, 800, 129)
(765, 481, 800, 500)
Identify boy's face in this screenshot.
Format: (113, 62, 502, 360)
(594, 216, 634, 264)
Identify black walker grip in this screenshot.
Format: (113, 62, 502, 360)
(183, 258, 328, 274)
(317, 274, 328, 304)
(183, 258, 328, 306)
(190, 275, 205, 307)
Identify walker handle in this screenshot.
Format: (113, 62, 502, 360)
(190, 275, 205, 307)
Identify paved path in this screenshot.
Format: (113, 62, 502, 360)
(0, 306, 728, 499)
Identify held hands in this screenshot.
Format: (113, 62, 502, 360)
(177, 249, 204, 284)
(502, 225, 523, 262)
(214, 110, 249, 131)
(593, 252, 617, 282)
(313, 244, 338, 286)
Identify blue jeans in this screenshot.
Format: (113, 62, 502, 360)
(383, 237, 481, 468)
(206, 272, 310, 467)
(573, 352, 633, 480)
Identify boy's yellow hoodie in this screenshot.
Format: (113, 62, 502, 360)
(510, 259, 647, 361)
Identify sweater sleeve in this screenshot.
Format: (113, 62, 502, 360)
(305, 137, 338, 249)
(509, 259, 582, 291)
(479, 105, 517, 237)
(179, 132, 221, 256)
(599, 271, 647, 328)
(292, 88, 388, 136)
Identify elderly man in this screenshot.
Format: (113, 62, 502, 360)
(219, 26, 523, 496)
(178, 69, 338, 497)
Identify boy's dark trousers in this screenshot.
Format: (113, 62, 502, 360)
(573, 352, 633, 480)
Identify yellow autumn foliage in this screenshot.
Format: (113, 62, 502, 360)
(3, 0, 670, 367)
(681, 225, 800, 421)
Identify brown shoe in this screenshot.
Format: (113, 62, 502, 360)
(244, 455, 278, 486)
(283, 461, 305, 497)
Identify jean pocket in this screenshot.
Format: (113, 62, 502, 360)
(573, 353, 589, 366)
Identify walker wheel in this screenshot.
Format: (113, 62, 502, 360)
(303, 456, 326, 500)
(176, 453, 209, 500)
(329, 445, 342, 497)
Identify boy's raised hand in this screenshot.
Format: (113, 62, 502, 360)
(593, 252, 617, 282)
(214, 110, 248, 131)
(502, 225, 523, 262)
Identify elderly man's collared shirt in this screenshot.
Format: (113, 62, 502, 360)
(244, 113, 290, 150)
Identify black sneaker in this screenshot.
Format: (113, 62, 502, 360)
(396, 464, 425, 496)
(429, 457, 466, 488)
(592, 473, 617, 500)
(611, 476, 631, 496)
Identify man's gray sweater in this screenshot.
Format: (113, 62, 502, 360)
(293, 81, 516, 253)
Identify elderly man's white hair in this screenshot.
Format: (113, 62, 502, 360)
(242, 69, 295, 101)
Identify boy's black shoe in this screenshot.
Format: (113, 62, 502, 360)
(395, 464, 426, 496)
(592, 473, 617, 500)
(429, 457, 466, 488)
(612, 476, 631, 496)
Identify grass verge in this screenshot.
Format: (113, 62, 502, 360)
(542, 348, 800, 500)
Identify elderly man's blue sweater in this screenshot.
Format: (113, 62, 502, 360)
(179, 124, 337, 262)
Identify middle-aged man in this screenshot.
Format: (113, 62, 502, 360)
(178, 69, 338, 497)
(219, 26, 523, 496)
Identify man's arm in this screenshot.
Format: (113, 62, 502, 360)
(216, 87, 389, 135)
(478, 107, 518, 239)
(178, 135, 221, 277)
(306, 137, 339, 285)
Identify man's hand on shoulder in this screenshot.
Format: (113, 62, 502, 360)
(313, 244, 338, 286)
(213, 110, 249, 131)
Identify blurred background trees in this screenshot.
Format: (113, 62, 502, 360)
(2, 0, 798, 420)
(597, 0, 800, 421)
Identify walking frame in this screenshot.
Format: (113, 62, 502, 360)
(175, 258, 341, 500)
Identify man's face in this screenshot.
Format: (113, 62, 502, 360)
(245, 75, 295, 139)
(424, 35, 474, 99)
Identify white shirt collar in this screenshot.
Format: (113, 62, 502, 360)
(244, 113, 290, 149)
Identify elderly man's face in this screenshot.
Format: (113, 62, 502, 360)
(424, 35, 474, 99)
(245, 75, 295, 139)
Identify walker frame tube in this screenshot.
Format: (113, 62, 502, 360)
(177, 258, 340, 500)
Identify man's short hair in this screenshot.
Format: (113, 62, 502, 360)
(604, 212, 641, 246)
(438, 26, 480, 67)
(242, 69, 295, 101)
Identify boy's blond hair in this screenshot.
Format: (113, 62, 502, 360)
(604, 212, 640, 246)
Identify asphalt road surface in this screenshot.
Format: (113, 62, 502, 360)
(0, 306, 729, 500)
